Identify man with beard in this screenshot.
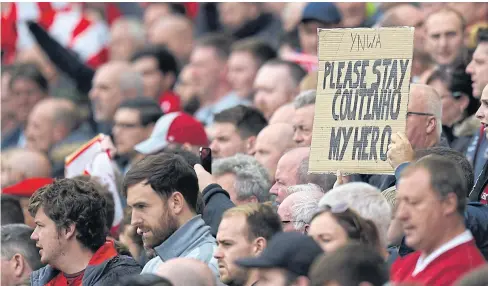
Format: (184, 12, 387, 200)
(214, 203, 282, 286)
(124, 153, 218, 276)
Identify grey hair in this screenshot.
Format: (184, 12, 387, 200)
(318, 182, 392, 249)
(212, 154, 271, 202)
(285, 183, 323, 197)
(294, 89, 316, 109)
(113, 17, 146, 44)
(119, 70, 145, 98)
(297, 157, 337, 192)
(289, 189, 324, 232)
(1, 224, 43, 271)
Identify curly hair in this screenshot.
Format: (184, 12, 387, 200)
(28, 178, 108, 252)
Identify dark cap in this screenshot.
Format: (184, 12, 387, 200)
(235, 232, 323, 276)
(301, 3, 342, 25)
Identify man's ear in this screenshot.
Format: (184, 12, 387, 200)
(442, 192, 459, 216)
(52, 122, 69, 143)
(12, 253, 26, 278)
(252, 237, 267, 256)
(163, 72, 177, 91)
(426, 116, 437, 134)
(458, 96, 469, 112)
(64, 223, 77, 240)
(246, 136, 257, 155)
(170, 192, 186, 215)
(303, 224, 310, 235)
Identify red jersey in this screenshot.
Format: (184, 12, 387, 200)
(391, 232, 486, 286)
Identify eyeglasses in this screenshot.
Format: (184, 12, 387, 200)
(407, 111, 435, 117)
(113, 122, 143, 129)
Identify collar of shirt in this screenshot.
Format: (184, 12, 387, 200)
(413, 230, 473, 276)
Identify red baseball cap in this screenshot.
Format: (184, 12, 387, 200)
(2, 177, 54, 197)
(135, 112, 208, 154)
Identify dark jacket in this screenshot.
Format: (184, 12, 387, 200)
(201, 184, 235, 237)
(231, 13, 283, 50)
(470, 160, 488, 204)
(194, 4, 282, 50)
(30, 241, 141, 286)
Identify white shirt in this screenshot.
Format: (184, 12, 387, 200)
(413, 230, 474, 276)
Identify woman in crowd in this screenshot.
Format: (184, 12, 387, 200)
(308, 203, 383, 254)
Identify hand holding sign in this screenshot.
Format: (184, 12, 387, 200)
(333, 170, 351, 188)
(387, 132, 415, 169)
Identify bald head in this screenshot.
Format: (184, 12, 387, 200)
(149, 15, 193, 63)
(379, 5, 425, 53)
(269, 103, 296, 125)
(1, 148, 51, 187)
(407, 84, 442, 149)
(278, 187, 324, 233)
(25, 98, 78, 153)
(89, 61, 139, 122)
(109, 17, 145, 61)
(254, 123, 296, 180)
(156, 258, 216, 286)
(270, 147, 310, 205)
(380, 4, 423, 27)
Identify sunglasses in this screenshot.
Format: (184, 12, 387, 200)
(315, 203, 364, 240)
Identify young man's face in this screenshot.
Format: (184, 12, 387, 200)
(132, 56, 166, 100)
(209, 123, 248, 159)
(214, 214, 254, 285)
(425, 12, 464, 66)
(127, 181, 179, 249)
(30, 207, 66, 265)
(466, 42, 488, 98)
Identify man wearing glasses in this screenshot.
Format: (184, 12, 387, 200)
(351, 84, 445, 191)
(112, 97, 163, 174)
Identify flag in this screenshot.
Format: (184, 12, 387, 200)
(65, 134, 124, 231)
(1, 2, 109, 68)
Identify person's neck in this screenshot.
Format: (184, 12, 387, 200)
(422, 218, 467, 257)
(245, 270, 260, 286)
(54, 243, 95, 275)
(177, 210, 198, 228)
(199, 83, 232, 108)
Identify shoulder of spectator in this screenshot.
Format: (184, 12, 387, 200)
(202, 184, 230, 204)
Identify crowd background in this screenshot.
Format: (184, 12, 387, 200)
(1, 2, 488, 286)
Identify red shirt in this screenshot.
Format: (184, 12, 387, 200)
(46, 270, 84, 286)
(391, 234, 485, 286)
(43, 241, 119, 286)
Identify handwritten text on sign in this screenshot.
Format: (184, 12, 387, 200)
(309, 28, 414, 174)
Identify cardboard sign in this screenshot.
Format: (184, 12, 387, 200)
(309, 27, 414, 174)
